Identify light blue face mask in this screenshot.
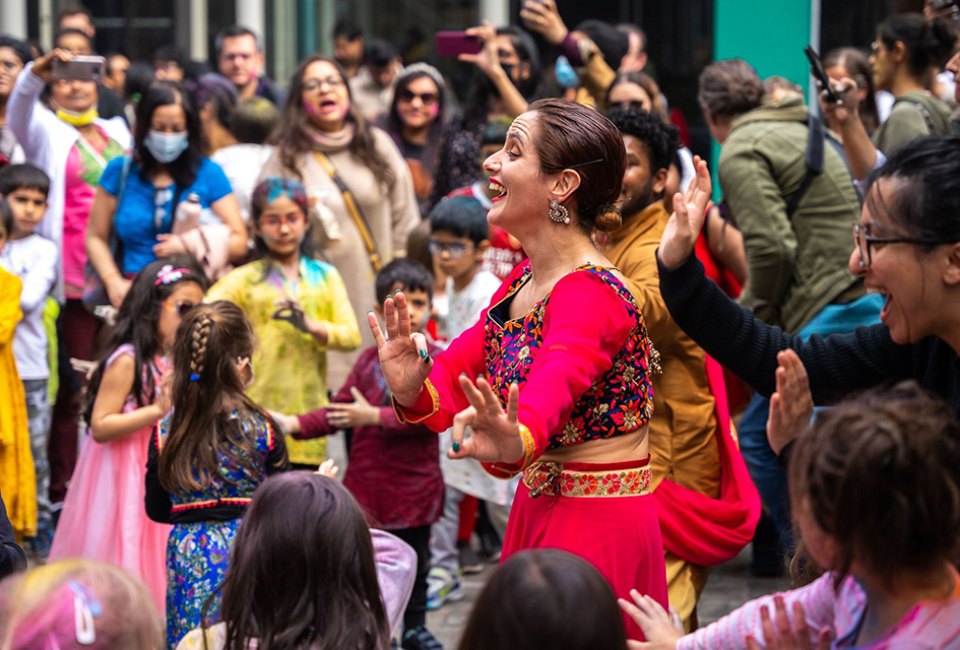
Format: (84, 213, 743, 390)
(144, 130, 189, 163)
(554, 55, 578, 89)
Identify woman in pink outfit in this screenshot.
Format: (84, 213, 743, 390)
(49, 256, 206, 614)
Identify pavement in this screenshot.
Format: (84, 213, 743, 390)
(424, 548, 791, 648)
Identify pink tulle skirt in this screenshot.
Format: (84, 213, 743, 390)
(49, 427, 170, 615)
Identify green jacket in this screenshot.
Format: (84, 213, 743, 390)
(873, 91, 953, 156)
(720, 93, 863, 333)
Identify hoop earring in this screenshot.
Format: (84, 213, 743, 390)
(548, 199, 570, 225)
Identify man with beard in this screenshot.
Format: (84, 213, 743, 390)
(604, 106, 759, 631)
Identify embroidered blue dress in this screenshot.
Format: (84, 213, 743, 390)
(145, 411, 288, 649)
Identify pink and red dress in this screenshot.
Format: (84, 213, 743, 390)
(49, 343, 171, 614)
(396, 261, 668, 638)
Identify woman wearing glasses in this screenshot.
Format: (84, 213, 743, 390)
(378, 63, 447, 216)
(657, 134, 960, 453)
(86, 80, 248, 308)
(259, 55, 419, 399)
(822, 13, 955, 181)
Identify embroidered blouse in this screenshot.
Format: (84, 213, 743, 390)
(144, 411, 289, 524)
(397, 261, 655, 476)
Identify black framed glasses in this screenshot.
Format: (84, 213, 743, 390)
(852, 223, 944, 269)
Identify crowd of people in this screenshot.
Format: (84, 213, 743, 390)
(1, 0, 960, 648)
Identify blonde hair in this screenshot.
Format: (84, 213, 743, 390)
(0, 559, 162, 649)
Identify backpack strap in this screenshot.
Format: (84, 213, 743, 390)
(785, 114, 825, 217)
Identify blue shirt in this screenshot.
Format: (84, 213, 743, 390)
(100, 156, 233, 274)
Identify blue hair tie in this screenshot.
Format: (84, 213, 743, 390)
(189, 373, 201, 382)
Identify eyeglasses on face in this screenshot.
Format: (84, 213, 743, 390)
(259, 213, 305, 229)
(302, 77, 345, 92)
(398, 89, 438, 106)
(428, 239, 472, 258)
(851, 223, 944, 269)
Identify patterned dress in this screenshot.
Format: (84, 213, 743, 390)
(146, 412, 287, 649)
(397, 262, 668, 640)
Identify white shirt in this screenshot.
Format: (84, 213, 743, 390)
(0, 234, 58, 380)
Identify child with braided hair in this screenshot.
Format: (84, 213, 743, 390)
(49, 255, 207, 617)
(145, 301, 290, 649)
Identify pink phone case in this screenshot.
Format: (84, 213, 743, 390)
(435, 32, 481, 57)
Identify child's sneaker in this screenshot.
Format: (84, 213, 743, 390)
(402, 625, 444, 650)
(426, 567, 464, 610)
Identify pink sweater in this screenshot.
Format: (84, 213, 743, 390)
(681, 571, 960, 649)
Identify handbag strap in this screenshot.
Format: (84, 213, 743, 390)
(313, 151, 384, 273)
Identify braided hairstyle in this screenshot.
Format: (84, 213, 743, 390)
(160, 301, 287, 492)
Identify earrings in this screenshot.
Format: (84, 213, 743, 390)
(548, 199, 570, 225)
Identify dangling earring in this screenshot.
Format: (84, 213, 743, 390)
(548, 199, 570, 225)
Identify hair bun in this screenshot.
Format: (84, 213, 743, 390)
(594, 207, 622, 232)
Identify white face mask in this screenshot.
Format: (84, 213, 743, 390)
(144, 130, 189, 163)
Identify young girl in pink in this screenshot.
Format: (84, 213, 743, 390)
(625, 383, 960, 649)
(49, 256, 206, 615)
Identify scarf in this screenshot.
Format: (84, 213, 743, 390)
(305, 121, 356, 152)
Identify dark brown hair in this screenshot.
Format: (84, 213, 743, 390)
(697, 58, 764, 118)
(458, 549, 627, 650)
(877, 13, 956, 80)
(160, 301, 281, 492)
(823, 47, 880, 135)
(270, 54, 395, 190)
(213, 473, 389, 650)
(788, 382, 960, 589)
(527, 98, 625, 234)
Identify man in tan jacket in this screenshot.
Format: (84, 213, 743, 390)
(604, 107, 723, 631)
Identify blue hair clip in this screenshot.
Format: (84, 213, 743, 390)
(189, 373, 201, 382)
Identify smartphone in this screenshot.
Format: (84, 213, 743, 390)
(435, 31, 481, 57)
(53, 55, 105, 82)
(803, 46, 839, 103)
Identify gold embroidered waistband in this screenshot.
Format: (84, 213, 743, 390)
(521, 461, 652, 499)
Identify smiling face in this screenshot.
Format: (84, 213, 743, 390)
(300, 60, 350, 132)
(850, 178, 951, 344)
(51, 77, 97, 114)
(483, 112, 551, 234)
(396, 75, 441, 131)
(157, 282, 205, 350)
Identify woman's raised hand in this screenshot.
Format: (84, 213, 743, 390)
(447, 378, 525, 464)
(459, 22, 503, 79)
(520, 0, 569, 45)
(30, 49, 72, 83)
(369, 292, 432, 407)
(657, 156, 712, 270)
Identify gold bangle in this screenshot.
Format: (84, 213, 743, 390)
(518, 423, 537, 470)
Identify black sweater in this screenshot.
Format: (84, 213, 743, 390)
(658, 254, 960, 419)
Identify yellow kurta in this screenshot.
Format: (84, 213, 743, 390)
(0, 267, 37, 539)
(605, 201, 721, 629)
(206, 257, 361, 465)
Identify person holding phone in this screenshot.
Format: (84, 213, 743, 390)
(7, 48, 131, 512)
(821, 13, 955, 181)
(429, 23, 541, 206)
